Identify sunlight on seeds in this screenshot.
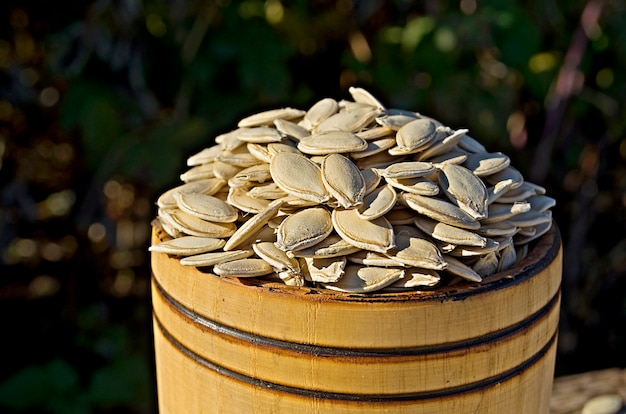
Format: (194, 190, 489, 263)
(321, 153, 365, 208)
(276, 207, 333, 252)
(151, 86, 555, 293)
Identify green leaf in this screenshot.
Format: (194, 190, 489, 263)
(0, 359, 85, 413)
(85, 355, 151, 408)
(59, 79, 137, 172)
(113, 117, 211, 190)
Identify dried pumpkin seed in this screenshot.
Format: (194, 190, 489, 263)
(297, 131, 368, 155)
(332, 208, 395, 253)
(180, 249, 253, 267)
(275, 207, 333, 252)
(270, 152, 329, 204)
(149, 236, 226, 256)
(358, 184, 397, 220)
(213, 258, 274, 277)
(238, 107, 305, 128)
(175, 192, 239, 223)
(322, 265, 404, 293)
(321, 153, 365, 208)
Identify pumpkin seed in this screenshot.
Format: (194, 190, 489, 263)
(149, 236, 226, 256)
(270, 152, 329, 204)
(358, 184, 397, 220)
(297, 131, 368, 155)
(276, 207, 333, 252)
(322, 265, 404, 293)
(395, 118, 436, 151)
(238, 107, 305, 128)
(180, 249, 253, 267)
(321, 153, 365, 208)
(213, 258, 274, 277)
(175, 192, 239, 223)
(315, 106, 381, 133)
(332, 208, 395, 253)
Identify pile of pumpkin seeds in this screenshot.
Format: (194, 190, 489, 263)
(150, 87, 555, 293)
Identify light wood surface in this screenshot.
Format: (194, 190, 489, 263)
(151, 224, 562, 413)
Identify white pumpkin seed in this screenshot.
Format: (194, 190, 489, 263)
(187, 145, 221, 166)
(237, 126, 283, 143)
(276, 207, 333, 252)
(322, 265, 404, 293)
(270, 152, 330, 204)
(386, 228, 447, 270)
(349, 86, 385, 110)
(213, 258, 274, 277)
(332, 208, 395, 253)
(298, 131, 368, 155)
(399, 193, 480, 230)
(303, 256, 346, 283)
(252, 241, 300, 273)
(321, 153, 365, 208)
(395, 118, 436, 151)
(175, 192, 239, 223)
(149, 236, 226, 256)
(439, 163, 488, 219)
(180, 163, 218, 182)
(304, 98, 338, 128)
(180, 249, 253, 267)
(378, 161, 436, 179)
(238, 107, 305, 128)
(442, 255, 482, 282)
(358, 184, 397, 220)
(414, 217, 487, 247)
(315, 106, 381, 133)
(224, 199, 284, 251)
(288, 234, 361, 258)
(227, 186, 271, 214)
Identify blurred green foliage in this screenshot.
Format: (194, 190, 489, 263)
(1, 0, 625, 412)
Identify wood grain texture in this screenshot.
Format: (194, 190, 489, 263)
(151, 223, 562, 413)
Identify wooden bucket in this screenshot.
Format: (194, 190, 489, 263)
(151, 223, 562, 413)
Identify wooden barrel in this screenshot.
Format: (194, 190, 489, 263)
(151, 223, 562, 413)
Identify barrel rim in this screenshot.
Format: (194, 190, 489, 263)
(152, 272, 560, 356)
(152, 222, 561, 304)
(153, 312, 558, 402)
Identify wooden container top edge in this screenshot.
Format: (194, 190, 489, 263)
(152, 222, 561, 305)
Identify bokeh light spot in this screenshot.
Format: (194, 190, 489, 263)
(349, 31, 371, 63)
(460, 0, 477, 15)
(239, 0, 264, 19)
(104, 180, 122, 199)
(113, 269, 135, 297)
(42, 189, 76, 217)
(529, 52, 557, 73)
(39, 87, 60, 107)
(507, 111, 527, 149)
(15, 238, 38, 259)
(41, 242, 64, 261)
(595, 68, 613, 89)
(402, 16, 434, 52)
(29, 275, 61, 298)
(88, 222, 107, 243)
(146, 14, 167, 37)
(434, 27, 456, 52)
(264, 0, 284, 24)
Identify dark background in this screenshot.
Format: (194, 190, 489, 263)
(0, 0, 624, 412)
